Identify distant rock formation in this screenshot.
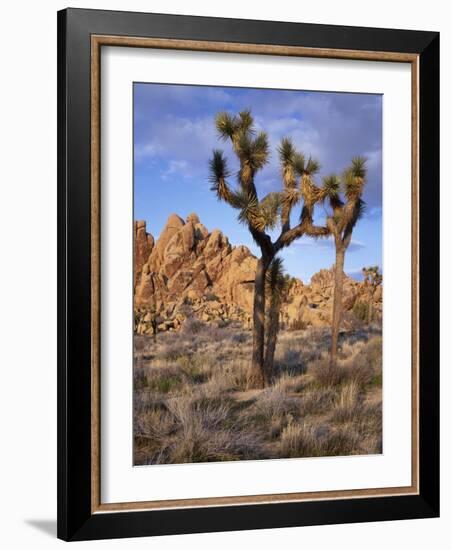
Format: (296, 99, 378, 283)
(134, 214, 382, 334)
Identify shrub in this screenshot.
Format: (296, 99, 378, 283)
(153, 395, 264, 463)
(298, 386, 337, 416)
(279, 421, 360, 458)
(309, 358, 347, 387)
(134, 403, 175, 441)
(177, 355, 208, 384)
(245, 387, 300, 440)
(288, 317, 307, 331)
(331, 381, 361, 423)
(204, 360, 250, 395)
(361, 336, 382, 371)
(279, 422, 321, 457)
(370, 373, 383, 386)
(204, 292, 219, 302)
(148, 374, 182, 394)
(159, 343, 187, 362)
(231, 332, 248, 344)
(182, 317, 206, 335)
(353, 300, 369, 322)
(273, 347, 307, 378)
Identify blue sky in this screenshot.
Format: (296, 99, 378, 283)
(134, 83, 382, 282)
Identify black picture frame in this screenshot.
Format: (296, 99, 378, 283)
(57, 7, 439, 541)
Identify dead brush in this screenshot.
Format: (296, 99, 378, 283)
(203, 360, 251, 396)
(298, 386, 337, 416)
(309, 357, 347, 387)
(331, 381, 361, 423)
(279, 421, 324, 457)
(279, 420, 361, 458)
(153, 394, 263, 463)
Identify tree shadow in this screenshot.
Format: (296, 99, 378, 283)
(25, 519, 57, 538)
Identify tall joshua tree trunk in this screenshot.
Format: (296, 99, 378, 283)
(330, 246, 345, 369)
(251, 256, 270, 388)
(264, 291, 280, 382)
(263, 257, 286, 382)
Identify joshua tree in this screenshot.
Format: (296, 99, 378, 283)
(362, 265, 382, 324)
(149, 306, 159, 342)
(321, 157, 367, 369)
(264, 257, 288, 376)
(209, 110, 328, 387)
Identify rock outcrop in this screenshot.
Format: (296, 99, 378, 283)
(134, 214, 382, 335)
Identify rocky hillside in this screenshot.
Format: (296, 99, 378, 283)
(134, 214, 382, 335)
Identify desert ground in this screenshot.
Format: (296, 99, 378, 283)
(133, 322, 382, 465)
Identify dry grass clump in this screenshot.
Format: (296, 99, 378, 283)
(308, 334, 382, 389)
(203, 361, 250, 396)
(135, 394, 264, 464)
(251, 387, 299, 420)
(279, 421, 360, 458)
(279, 421, 322, 457)
(134, 324, 382, 464)
(298, 385, 337, 416)
(308, 358, 346, 387)
(330, 381, 361, 423)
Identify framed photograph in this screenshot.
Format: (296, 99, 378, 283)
(57, 8, 439, 541)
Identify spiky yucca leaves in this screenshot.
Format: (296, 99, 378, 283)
(324, 158, 367, 238)
(264, 257, 288, 379)
(231, 189, 263, 229)
(278, 138, 298, 189)
(299, 158, 321, 224)
(342, 197, 366, 241)
(215, 111, 239, 141)
(320, 174, 343, 211)
(258, 192, 283, 231)
(344, 156, 366, 200)
(279, 139, 323, 232)
(265, 257, 286, 299)
(236, 130, 270, 185)
(209, 150, 233, 203)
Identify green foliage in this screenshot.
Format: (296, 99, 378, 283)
(215, 111, 238, 140)
(148, 374, 182, 394)
(351, 156, 367, 179)
(258, 192, 282, 230)
(208, 149, 230, 182)
(278, 137, 296, 164)
(353, 300, 369, 322)
(232, 190, 261, 227)
(305, 156, 321, 175)
(322, 174, 340, 199)
(266, 257, 286, 296)
(204, 291, 220, 302)
(343, 157, 367, 200)
(363, 265, 383, 286)
(370, 373, 383, 387)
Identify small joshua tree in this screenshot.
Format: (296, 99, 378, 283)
(209, 110, 328, 387)
(321, 157, 367, 369)
(362, 265, 382, 324)
(149, 306, 159, 341)
(264, 257, 288, 376)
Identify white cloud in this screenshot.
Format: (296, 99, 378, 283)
(134, 142, 158, 160)
(161, 160, 189, 180)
